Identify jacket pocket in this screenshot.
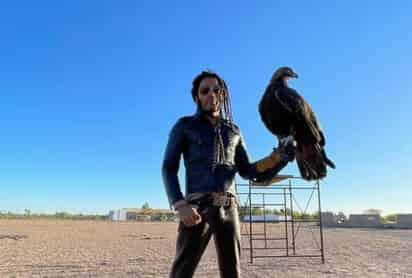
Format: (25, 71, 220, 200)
(185, 130, 212, 161)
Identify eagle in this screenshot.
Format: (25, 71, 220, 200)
(259, 66, 336, 181)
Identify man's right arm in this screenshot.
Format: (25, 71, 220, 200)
(162, 119, 186, 208)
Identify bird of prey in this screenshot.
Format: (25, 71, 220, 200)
(259, 66, 336, 181)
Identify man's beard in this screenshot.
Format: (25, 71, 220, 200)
(198, 103, 222, 117)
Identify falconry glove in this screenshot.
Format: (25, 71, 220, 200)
(255, 137, 297, 173)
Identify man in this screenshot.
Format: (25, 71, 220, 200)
(162, 70, 295, 278)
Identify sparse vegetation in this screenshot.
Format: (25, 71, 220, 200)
(383, 214, 398, 224)
(0, 211, 108, 220)
(238, 206, 319, 220)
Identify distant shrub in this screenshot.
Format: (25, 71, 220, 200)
(383, 214, 397, 223)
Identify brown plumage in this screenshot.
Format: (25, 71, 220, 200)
(259, 66, 335, 181)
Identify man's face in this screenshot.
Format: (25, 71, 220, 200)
(196, 77, 224, 116)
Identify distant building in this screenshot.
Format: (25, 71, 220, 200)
(396, 214, 412, 228)
(347, 214, 382, 228)
(321, 212, 337, 227)
(109, 208, 175, 221)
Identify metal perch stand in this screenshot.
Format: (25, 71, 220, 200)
(237, 175, 325, 263)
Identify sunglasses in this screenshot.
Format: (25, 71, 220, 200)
(199, 86, 224, 96)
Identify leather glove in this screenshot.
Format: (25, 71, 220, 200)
(255, 136, 297, 173)
(174, 201, 202, 227)
(278, 135, 297, 162)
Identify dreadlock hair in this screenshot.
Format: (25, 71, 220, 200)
(191, 70, 233, 123)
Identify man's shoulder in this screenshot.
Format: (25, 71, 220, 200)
(173, 115, 197, 128)
(176, 115, 194, 123)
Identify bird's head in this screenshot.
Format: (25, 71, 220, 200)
(270, 66, 298, 85)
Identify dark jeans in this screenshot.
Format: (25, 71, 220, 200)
(169, 200, 241, 278)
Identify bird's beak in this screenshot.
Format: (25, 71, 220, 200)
(292, 72, 298, 78)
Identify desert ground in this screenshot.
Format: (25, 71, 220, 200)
(1, 219, 411, 277)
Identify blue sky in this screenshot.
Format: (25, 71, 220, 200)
(0, 1, 411, 215)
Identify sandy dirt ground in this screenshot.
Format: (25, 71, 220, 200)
(0, 219, 411, 277)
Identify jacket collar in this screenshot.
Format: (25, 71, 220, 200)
(193, 109, 223, 127)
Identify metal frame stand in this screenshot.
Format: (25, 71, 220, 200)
(237, 176, 325, 263)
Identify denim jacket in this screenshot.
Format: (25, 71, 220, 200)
(162, 112, 286, 207)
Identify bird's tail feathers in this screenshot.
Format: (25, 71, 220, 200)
(321, 149, 336, 169)
(297, 158, 319, 181)
(296, 144, 326, 181)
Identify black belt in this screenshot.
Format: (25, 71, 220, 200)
(189, 192, 235, 208)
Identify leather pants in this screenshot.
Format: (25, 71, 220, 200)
(169, 199, 241, 278)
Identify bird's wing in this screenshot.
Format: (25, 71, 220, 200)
(258, 84, 277, 133)
(301, 98, 335, 168)
(285, 88, 323, 145)
(285, 88, 336, 179)
(306, 101, 325, 146)
(274, 86, 302, 114)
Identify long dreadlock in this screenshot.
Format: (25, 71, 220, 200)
(191, 70, 233, 123)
